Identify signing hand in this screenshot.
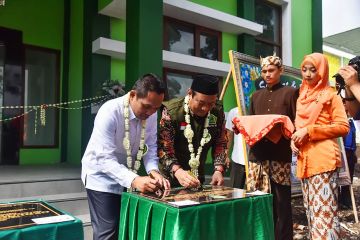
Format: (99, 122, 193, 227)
(210, 171, 224, 186)
(174, 169, 200, 188)
(131, 176, 159, 193)
(149, 170, 171, 190)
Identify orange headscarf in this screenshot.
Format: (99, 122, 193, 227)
(295, 53, 332, 129)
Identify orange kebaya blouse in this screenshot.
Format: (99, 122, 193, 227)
(296, 90, 349, 179)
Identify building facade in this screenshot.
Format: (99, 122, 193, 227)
(0, 0, 322, 166)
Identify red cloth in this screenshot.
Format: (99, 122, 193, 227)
(232, 114, 295, 146)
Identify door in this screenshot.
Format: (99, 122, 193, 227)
(0, 28, 23, 165)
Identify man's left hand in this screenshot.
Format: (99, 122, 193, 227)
(149, 170, 171, 190)
(210, 171, 224, 186)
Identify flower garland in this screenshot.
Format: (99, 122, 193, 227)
(183, 95, 211, 178)
(123, 93, 146, 174)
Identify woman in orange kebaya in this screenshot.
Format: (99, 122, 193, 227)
(291, 53, 349, 239)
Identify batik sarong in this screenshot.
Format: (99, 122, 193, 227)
(301, 171, 339, 239)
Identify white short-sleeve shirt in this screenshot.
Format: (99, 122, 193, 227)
(225, 107, 245, 165)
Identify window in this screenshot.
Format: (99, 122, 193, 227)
(163, 69, 222, 100)
(163, 18, 222, 100)
(198, 29, 219, 61)
(164, 70, 194, 99)
(254, 1, 282, 58)
(22, 46, 59, 147)
(164, 17, 222, 61)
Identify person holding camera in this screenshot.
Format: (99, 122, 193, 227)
(335, 56, 360, 211)
(336, 56, 360, 119)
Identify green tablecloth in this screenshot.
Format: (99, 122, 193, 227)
(0, 220, 83, 240)
(119, 193, 274, 240)
(0, 201, 84, 240)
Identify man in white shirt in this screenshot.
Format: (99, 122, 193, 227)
(82, 74, 170, 240)
(225, 107, 246, 189)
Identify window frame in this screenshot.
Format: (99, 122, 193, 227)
(254, 0, 282, 57)
(21, 44, 60, 148)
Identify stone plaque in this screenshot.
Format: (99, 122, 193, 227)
(0, 201, 62, 230)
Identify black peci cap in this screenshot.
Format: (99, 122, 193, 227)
(191, 74, 219, 95)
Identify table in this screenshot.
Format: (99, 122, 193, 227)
(0, 201, 84, 240)
(119, 192, 274, 240)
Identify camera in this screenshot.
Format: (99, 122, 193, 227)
(333, 56, 360, 88)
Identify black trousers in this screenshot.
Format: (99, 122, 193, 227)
(229, 162, 246, 189)
(270, 180, 293, 240)
(86, 189, 121, 240)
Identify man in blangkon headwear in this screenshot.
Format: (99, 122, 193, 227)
(248, 55, 298, 240)
(158, 74, 227, 188)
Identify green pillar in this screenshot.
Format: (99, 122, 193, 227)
(237, 0, 255, 56)
(311, 0, 323, 53)
(125, 0, 163, 91)
(61, 0, 70, 162)
(82, 0, 111, 154)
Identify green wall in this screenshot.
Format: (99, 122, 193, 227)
(292, 0, 313, 68)
(222, 33, 238, 112)
(20, 150, 60, 165)
(191, 0, 237, 15)
(111, 18, 126, 83)
(0, 0, 64, 49)
(0, 0, 64, 165)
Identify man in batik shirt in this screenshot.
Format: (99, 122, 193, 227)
(248, 55, 298, 240)
(158, 75, 227, 188)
